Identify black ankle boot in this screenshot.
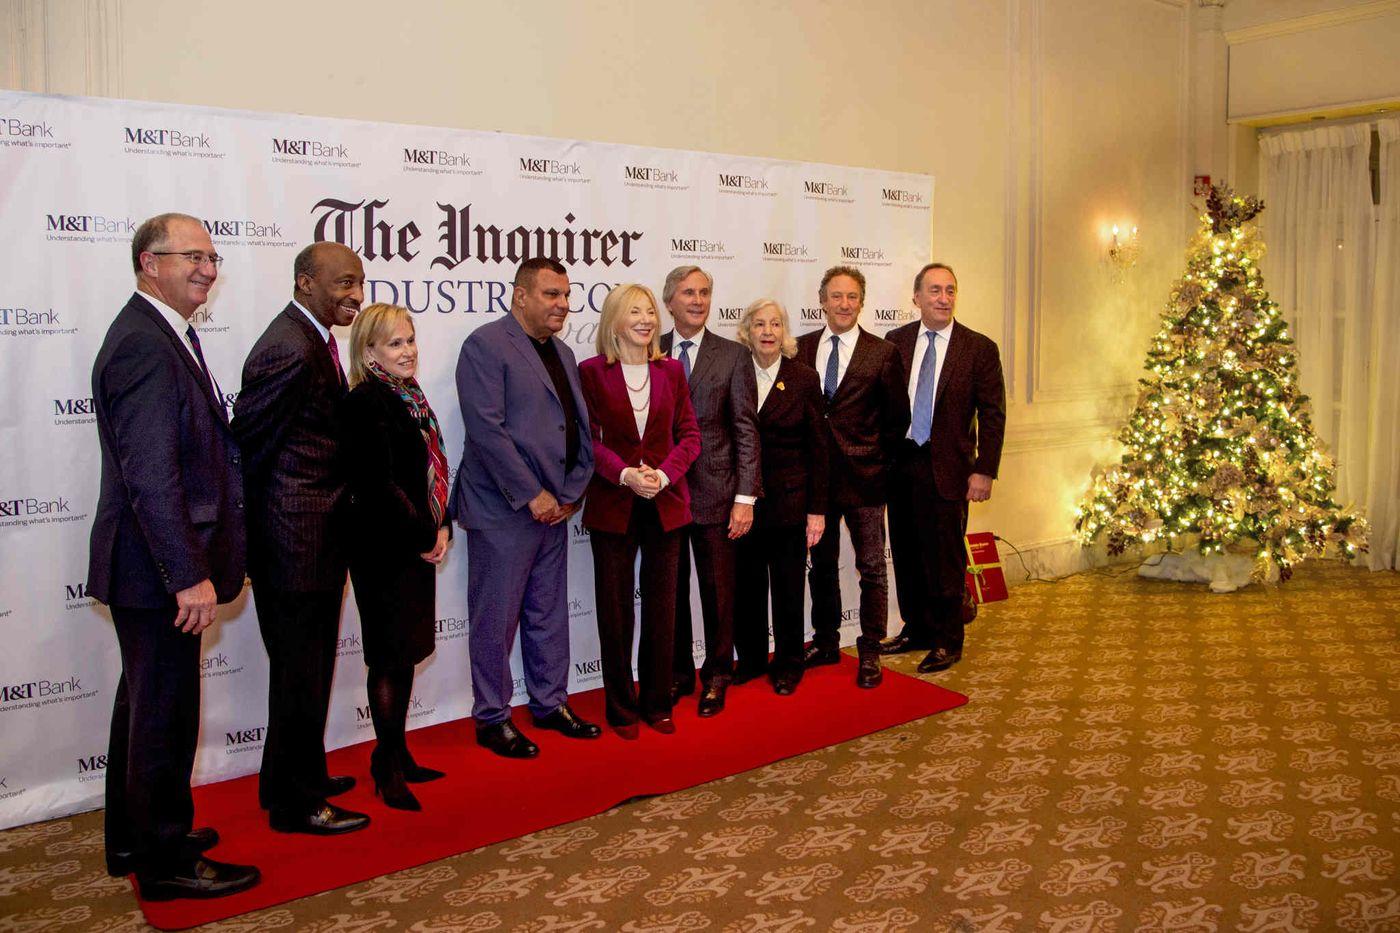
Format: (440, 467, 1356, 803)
(370, 746, 421, 811)
(401, 748, 446, 784)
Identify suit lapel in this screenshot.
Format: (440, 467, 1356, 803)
(131, 296, 230, 428)
(688, 333, 716, 386)
(894, 326, 916, 378)
(832, 328, 875, 404)
(934, 321, 966, 407)
(604, 360, 644, 446)
(761, 358, 791, 419)
(281, 303, 343, 391)
(643, 359, 665, 439)
(503, 315, 561, 405)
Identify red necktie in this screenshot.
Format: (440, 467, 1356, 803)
(326, 334, 347, 388)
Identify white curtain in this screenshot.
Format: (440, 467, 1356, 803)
(1363, 120, 1400, 569)
(1259, 120, 1399, 570)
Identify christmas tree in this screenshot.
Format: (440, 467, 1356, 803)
(1075, 184, 1368, 582)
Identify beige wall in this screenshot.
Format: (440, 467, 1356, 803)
(2, 0, 1200, 581)
(1226, 0, 1400, 121)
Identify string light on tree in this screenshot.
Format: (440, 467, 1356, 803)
(1075, 184, 1368, 582)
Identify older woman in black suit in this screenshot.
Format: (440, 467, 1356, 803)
(343, 303, 450, 810)
(733, 298, 830, 695)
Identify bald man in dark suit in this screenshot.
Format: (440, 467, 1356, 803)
(883, 263, 1005, 673)
(89, 213, 260, 900)
(234, 242, 371, 836)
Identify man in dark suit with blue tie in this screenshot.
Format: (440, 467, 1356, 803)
(233, 242, 370, 835)
(659, 266, 761, 717)
(89, 212, 260, 900)
(451, 256, 601, 758)
(883, 263, 1005, 673)
(796, 266, 909, 688)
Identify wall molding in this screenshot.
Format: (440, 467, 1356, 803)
(0, 0, 47, 91)
(1026, 0, 1190, 405)
(0, 0, 121, 95)
(996, 534, 1105, 587)
(85, 0, 123, 98)
(1225, 0, 1400, 44)
(1002, 413, 1122, 456)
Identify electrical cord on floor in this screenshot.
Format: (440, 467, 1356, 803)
(991, 534, 1060, 584)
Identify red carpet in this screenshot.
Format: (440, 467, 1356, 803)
(133, 656, 965, 929)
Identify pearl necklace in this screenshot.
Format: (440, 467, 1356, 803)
(623, 364, 650, 412)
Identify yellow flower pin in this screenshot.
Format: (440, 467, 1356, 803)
(776, 381, 785, 391)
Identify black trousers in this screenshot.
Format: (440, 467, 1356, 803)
(734, 521, 808, 676)
(887, 442, 969, 653)
(672, 520, 736, 687)
(590, 500, 680, 726)
(105, 605, 201, 873)
(253, 585, 344, 812)
(807, 503, 889, 655)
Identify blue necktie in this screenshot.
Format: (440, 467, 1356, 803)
(823, 335, 840, 401)
(678, 340, 693, 381)
(911, 331, 936, 445)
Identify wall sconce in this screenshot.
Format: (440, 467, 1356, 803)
(1108, 224, 1140, 281)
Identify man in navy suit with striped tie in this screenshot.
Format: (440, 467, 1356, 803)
(89, 213, 260, 900)
(234, 242, 371, 836)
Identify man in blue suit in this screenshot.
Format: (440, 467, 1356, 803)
(88, 213, 260, 900)
(451, 256, 600, 758)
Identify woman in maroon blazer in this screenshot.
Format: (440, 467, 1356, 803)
(733, 299, 830, 695)
(579, 283, 701, 738)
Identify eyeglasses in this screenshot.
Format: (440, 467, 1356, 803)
(150, 250, 225, 267)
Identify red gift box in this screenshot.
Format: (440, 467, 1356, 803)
(964, 532, 1008, 603)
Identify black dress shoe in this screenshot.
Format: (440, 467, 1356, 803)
(878, 633, 932, 655)
(476, 720, 540, 759)
(610, 721, 640, 740)
(803, 643, 841, 668)
(770, 670, 802, 696)
(107, 827, 220, 877)
(269, 802, 371, 835)
(669, 676, 696, 704)
(137, 856, 261, 901)
(532, 703, 603, 739)
(917, 647, 963, 673)
(372, 774, 421, 812)
(856, 654, 883, 689)
(369, 746, 421, 812)
(696, 681, 727, 717)
(324, 775, 356, 797)
(646, 717, 676, 735)
(731, 664, 768, 685)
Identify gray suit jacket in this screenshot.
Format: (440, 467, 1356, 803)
(449, 313, 594, 530)
(661, 329, 761, 525)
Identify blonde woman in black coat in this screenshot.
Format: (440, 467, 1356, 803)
(343, 303, 450, 810)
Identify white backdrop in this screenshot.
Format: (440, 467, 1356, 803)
(0, 90, 933, 830)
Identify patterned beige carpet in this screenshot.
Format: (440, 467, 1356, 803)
(2, 560, 1398, 932)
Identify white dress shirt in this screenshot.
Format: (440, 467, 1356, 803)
(814, 325, 859, 396)
(135, 291, 218, 396)
(754, 356, 781, 410)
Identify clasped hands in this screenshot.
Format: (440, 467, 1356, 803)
(528, 488, 580, 525)
(620, 463, 665, 500)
